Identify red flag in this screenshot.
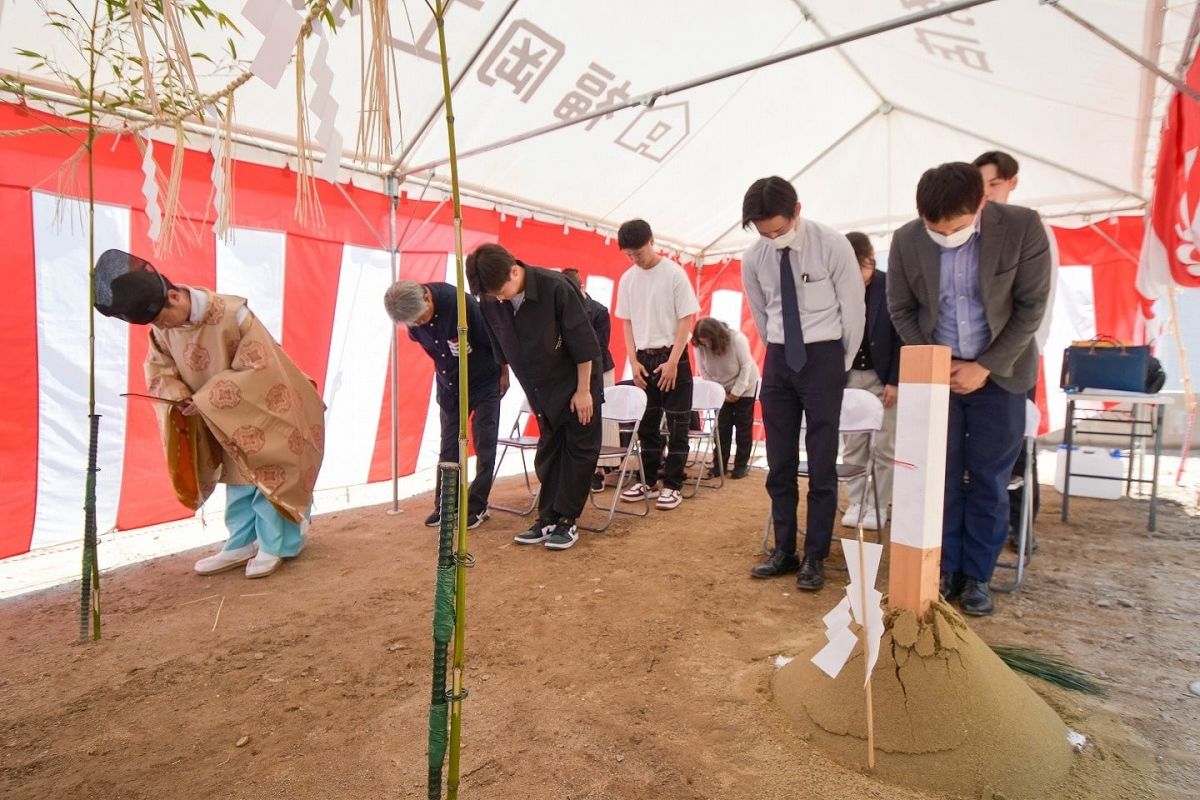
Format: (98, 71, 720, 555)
(1137, 58, 1200, 313)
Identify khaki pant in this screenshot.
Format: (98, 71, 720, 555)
(842, 368, 897, 512)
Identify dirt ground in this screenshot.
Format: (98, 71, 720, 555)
(2, 465, 1198, 800)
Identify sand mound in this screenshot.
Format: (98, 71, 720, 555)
(774, 600, 1073, 799)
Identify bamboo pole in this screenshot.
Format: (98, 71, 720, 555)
(431, 2, 472, 796)
(79, 0, 103, 644)
(855, 521, 875, 769)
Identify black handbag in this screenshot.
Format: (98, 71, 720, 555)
(1060, 336, 1155, 393)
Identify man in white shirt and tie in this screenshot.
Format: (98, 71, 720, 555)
(741, 177, 864, 591)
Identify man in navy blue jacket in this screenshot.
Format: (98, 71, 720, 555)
(841, 232, 901, 531)
(384, 280, 505, 529)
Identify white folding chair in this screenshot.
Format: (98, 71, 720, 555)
(682, 378, 728, 497)
(761, 388, 886, 556)
(581, 385, 651, 532)
(490, 400, 540, 516)
(991, 399, 1040, 593)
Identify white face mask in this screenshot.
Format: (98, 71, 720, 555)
(767, 222, 799, 250)
(926, 219, 976, 249)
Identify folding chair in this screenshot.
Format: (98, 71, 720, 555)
(489, 400, 540, 516)
(580, 385, 651, 532)
(760, 388, 885, 556)
(991, 399, 1040, 593)
(682, 378, 727, 498)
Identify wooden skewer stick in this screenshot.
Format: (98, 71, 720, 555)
(856, 519, 876, 770)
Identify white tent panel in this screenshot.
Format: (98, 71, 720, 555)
(31, 193, 130, 549)
(215, 227, 287, 341)
(316, 242, 393, 489)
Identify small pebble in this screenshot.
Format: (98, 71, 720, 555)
(235, 735, 250, 748)
(387, 642, 406, 652)
(1096, 599, 1113, 609)
(253, 652, 265, 661)
(616, 754, 624, 763)
(1013, 608, 1024, 619)
(594, 588, 603, 594)
(1124, 633, 1135, 640)
(554, 594, 563, 601)
(480, 674, 491, 682)
(1188, 681, 1200, 697)
(1117, 598, 1134, 608)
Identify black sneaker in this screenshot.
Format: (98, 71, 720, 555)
(544, 519, 579, 550)
(514, 520, 554, 545)
(466, 510, 489, 530)
(959, 579, 995, 616)
(424, 510, 440, 527)
(730, 465, 750, 479)
(591, 473, 605, 493)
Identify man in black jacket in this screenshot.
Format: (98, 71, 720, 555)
(841, 232, 901, 532)
(383, 280, 504, 530)
(563, 268, 619, 493)
(466, 244, 603, 551)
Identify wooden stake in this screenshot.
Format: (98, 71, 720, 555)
(888, 345, 952, 617)
(856, 520, 875, 769)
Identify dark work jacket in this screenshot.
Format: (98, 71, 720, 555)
(406, 282, 500, 409)
(583, 294, 615, 373)
(478, 265, 604, 429)
(863, 270, 902, 386)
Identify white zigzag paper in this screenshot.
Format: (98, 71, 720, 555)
(310, 26, 343, 183)
(810, 539, 886, 684)
(140, 135, 161, 242)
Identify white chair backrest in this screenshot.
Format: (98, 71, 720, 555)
(691, 378, 727, 411)
(839, 388, 884, 433)
(1024, 399, 1041, 439)
(604, 384, 648, 423)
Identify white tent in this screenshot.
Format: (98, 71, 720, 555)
(1, 0, 1194, 254)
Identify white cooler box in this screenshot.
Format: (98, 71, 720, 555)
(1055, 445, 1124, 500)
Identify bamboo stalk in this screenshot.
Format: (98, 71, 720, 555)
(431, 2, 472, 797)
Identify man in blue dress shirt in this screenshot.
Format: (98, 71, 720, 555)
(887, 162, 1050, 616)
(385, 280, 505, 529)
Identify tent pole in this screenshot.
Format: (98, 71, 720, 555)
(387, 174, 403, 516)
(397, 0, 999, 179)
(894, 104, 1145, 202)
(700, 105, 883, 253)
(1045, 1, 1200, 105)
(389, 0, 520, 175)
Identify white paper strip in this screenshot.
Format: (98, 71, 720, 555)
(310, 28, 343, 183)
(139, 134, 162, 242)
(812, 626, 858, 679)
(243, 0, 305, 89)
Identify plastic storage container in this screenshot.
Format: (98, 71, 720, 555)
(1054, 444, 1124, 500)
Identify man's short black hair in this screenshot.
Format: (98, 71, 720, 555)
(972, 150, 1020, 180)
(741, 176, 797, 229)
(845, 231, 873, 264)
(465, 243, 516, 295)
(561, 267, 584, 295)
(617, 219, 652, 250)
(915, 162, 985, 223)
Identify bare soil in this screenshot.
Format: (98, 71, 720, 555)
(1, 469, 1197, 800)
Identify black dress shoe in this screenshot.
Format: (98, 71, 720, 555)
(795, 558, 825, 591)
(959, 578, 995, 616)
(424, 510, 441, 527)
(940, 571, 964, 601)
(750, 550, 800, 578)
(730, 465, 750, 479)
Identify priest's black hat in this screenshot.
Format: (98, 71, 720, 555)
(93, 249, 170, 325)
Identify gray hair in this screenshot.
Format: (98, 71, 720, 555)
(383, 280, 428, 323)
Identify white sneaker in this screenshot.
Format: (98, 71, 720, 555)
(656, 488, 682, 510)
(840, 504, 862, 528)
(194, 544, 257, 576)
(245, 550, 284, 579)
(859, 507, 887, 531)
(620, 482, 660, 502)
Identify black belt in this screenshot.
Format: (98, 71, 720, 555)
(638, 346, 673, 356)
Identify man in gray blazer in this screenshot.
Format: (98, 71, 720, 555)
(887, 162, 1050, 616)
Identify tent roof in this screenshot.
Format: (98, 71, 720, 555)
(0, 0, 1194, 257)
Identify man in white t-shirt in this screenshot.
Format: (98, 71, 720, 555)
(613, 219, 700, 511)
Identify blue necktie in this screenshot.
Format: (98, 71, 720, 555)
(779, 248, 806, 371)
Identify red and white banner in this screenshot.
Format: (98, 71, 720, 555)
(0, 104, 661, 559)
(1138, 57, 1200, 310)
(0, 102, 1147, 560)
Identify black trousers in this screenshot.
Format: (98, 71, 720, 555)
(535, 409, 602, 523)
(437, 388, 500, 517)
(636, 349, 693, 490)
(760, 342, 845, 560)
(716, 395, 755, 472)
